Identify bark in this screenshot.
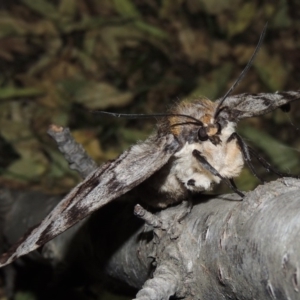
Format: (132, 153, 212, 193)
(79, 178, 300, 300)
(1, 179, 300, 299)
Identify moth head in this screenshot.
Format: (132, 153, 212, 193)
(166, 99, 230, 146)
(195, 114, 224, 147)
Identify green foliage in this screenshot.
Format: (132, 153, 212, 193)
(0, 1, 299, 198)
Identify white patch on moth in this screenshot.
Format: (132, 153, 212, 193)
(159, 122, 244, 194)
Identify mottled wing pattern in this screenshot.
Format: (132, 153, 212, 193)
(0, 134, 179, 267)
(217, 91, 300, 120)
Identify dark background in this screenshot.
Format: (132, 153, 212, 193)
(0, 0, 300, 299)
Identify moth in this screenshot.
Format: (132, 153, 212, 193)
(0, 25, 300, 267)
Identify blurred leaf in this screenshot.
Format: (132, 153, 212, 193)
(72, 129, 103, 161)
(62, 16, 130, 33)
(119, 128, 149, 144)
(160, 0, 184, 18)
(58, 0, 77, 24)
(112, 0, 167, 39)
(7, 156, 47, 180)
(264, 3, 276, 19)
(71, 49, 98, 73)
(58, 78, 86, 97)
(0, 87, 44, 99)
(186, 0, 203, 14)
(270, 0, 292, 29)
(0, 14, 27, 38)
(189, 63, 233, 99)
(45, 148, 75, 179)
(0, 105, 33, 143)
(254, 48, 290, 91)
(233, 44, 257, 65)
(178, 29, 209, 63)
(15, 291, 36, 300)
(95, 24, 168, 66)
(29, 60, 51, 77)
(60, 79, 134, 109)
(240, 126, 299, 172)
(76, 82, 133, 109)
(41, 59, 80, 83)
(50, 110, 70, 127)
(26, 19, 57, 36)
(92, 0, 115, 15)
(199, 0, 242, 15)
(98, 26, 138, 63)
(134, 21, 168, 39)
(178, 29, 229, 65)
(226, 2, 256, 37)
(0, 106, 50, 180)
(235, 168, 259, 191)
(210, 40, 231, 66)
(47, 149, 75, 178)
(113, 0, 141, 18)
(83, 30, 97, 55)
(0, 37, 30, 61)
(21, 0, 58, 21)
(0, 104, 49, 178)
(28, 38, 62, 75)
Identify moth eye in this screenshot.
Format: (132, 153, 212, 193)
(198, 127, 208, 141)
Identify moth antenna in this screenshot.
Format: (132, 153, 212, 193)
(92, 111, 204, 126)
(214, 22, 268, 119)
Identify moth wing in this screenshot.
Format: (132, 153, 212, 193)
(216, 91, 300, 120)
(0, 133, 179, 267)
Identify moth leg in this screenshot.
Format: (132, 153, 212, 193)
(228, 133, 265, 183)
(192, 149, 244, 197)
(229, 178, 237, 189)
(248, 147, 300, 179)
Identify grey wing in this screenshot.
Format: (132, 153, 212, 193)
(0, 133, 179, 267)
(216, 91, 300, 120)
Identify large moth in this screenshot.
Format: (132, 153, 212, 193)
(0, 26, 300, 268)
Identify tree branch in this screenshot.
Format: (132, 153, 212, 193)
(71, 178, 300, 300)
(47, 124, 97, 177)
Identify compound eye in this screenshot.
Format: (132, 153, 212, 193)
(198, 127, 208, 141)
